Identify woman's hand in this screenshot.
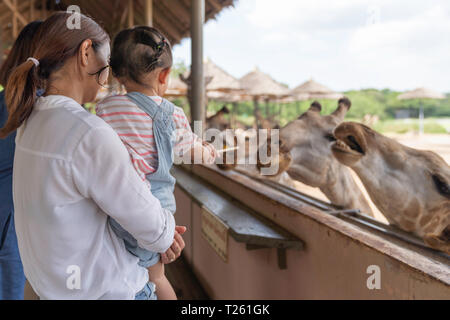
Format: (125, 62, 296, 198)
(161, 226, 187, 264)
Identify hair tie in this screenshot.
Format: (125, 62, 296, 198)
(27, 57, 40, 67)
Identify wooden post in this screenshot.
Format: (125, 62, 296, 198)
(41, 0, 46, 19)
(232, 102, 238, 128)
(144, 0, 153, 27)
(30, 0, 35, 21)
(253, 97, 260, 128)
(190, 0, 205, 125)
(128, 0, 134, 28)
(12, 0, 18, 39)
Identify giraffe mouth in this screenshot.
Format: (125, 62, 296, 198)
(332, 135, 365, 156)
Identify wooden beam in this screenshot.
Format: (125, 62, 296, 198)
(0, 1, 31, 24)
(41, 0, 46, 19)
(128, 0, 134, 28)
(12, 0, 18, 38)
(156, 0, 188, 35)
(119, 3, 129, 31)
(30, 0, 35, 21)
(3, 0, 28, 26)
(144, 0, 153, 27)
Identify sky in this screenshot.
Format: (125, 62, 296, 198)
(173, 0, 450, 93)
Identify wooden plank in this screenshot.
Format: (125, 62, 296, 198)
(201, 206, 229, 262)
(173, 166, 304, 250)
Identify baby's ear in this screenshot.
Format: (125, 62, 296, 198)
(159, 68, 171, 85)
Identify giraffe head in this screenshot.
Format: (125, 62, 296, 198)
(257, 98, 352, 182)
(332, 122, 450, 253)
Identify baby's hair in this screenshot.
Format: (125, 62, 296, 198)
(110, 26, 173, 85)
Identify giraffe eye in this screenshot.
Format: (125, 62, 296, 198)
(324, 133, 336, 142)
(432, 174, 450, 198)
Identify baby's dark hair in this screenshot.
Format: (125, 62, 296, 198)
(110, 26, 173, 85)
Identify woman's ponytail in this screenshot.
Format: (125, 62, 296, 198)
(0, 59, 39, 138)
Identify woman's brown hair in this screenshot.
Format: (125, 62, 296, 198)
(0, 12, 109, 138)
(0, 20, 43, 88)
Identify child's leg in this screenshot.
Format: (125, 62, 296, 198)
(148, 261, 177, 300)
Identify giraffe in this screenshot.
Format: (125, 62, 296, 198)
(254, 107, 280, 130)
(332, 122, 450, 253)
(256, 98, 374, 217)
(206, 106, 231, 131)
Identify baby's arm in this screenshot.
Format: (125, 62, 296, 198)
(173, 108, 218, 164)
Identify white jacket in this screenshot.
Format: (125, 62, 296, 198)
(13, 95, 175, 299)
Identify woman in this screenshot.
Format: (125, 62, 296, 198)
(0, 20, 43, 300)
(0, 12, 182, 300)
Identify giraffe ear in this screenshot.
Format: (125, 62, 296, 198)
(308, 101, 322, 113)
(220, 106, 230, 114)
(332, 97, 351, 120)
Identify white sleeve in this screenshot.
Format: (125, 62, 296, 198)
(71, 126, 175, 253)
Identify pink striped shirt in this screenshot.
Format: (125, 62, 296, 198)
(96, 95, 215, 184)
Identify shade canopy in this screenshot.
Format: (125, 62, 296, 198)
(0, 0, 235, 45)
(291, 79, 343, 101)
(204, 57, 241, 93)
(397, 87, 446, 100)
(207, 90, 250, 102)
(239, 67, 290, 99)
(166, 75, 188, 98)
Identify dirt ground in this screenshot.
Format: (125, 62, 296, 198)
(290, 133, 450, 223)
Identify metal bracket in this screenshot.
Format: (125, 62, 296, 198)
(246, 244, 288, 270)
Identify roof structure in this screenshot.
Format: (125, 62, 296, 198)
(398, 87, 446, 100)
(239, 67, 290, 99)
(291, 79, 343, 100)
(0, 0, 235, 45)
(203, 57, 241, 92)
(166, 74, 188, 98)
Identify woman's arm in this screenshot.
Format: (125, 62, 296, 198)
(71, 126, 175, 253)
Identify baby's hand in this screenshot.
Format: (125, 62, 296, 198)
(161, 226, 187, 264)
(191, 142, 218, 164)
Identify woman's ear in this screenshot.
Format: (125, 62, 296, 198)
(159, 68, 171, 85)
(79, 39, 93, 67)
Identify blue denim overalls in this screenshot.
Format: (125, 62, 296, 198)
(109, 92, 177, 273)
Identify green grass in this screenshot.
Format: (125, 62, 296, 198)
(373, 119, 448, 134)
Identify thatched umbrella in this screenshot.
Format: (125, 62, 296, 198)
(291, 79, 343, 101)
(204, 58, 242, 93)
(239, 67, 290, 127)
(166, 75, 188, 98)
(398, 87, 446, 134)
(181, 58, 243, 126)
(203, 58, 245, 127)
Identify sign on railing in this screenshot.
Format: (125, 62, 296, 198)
(201, 206, 229, 262)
